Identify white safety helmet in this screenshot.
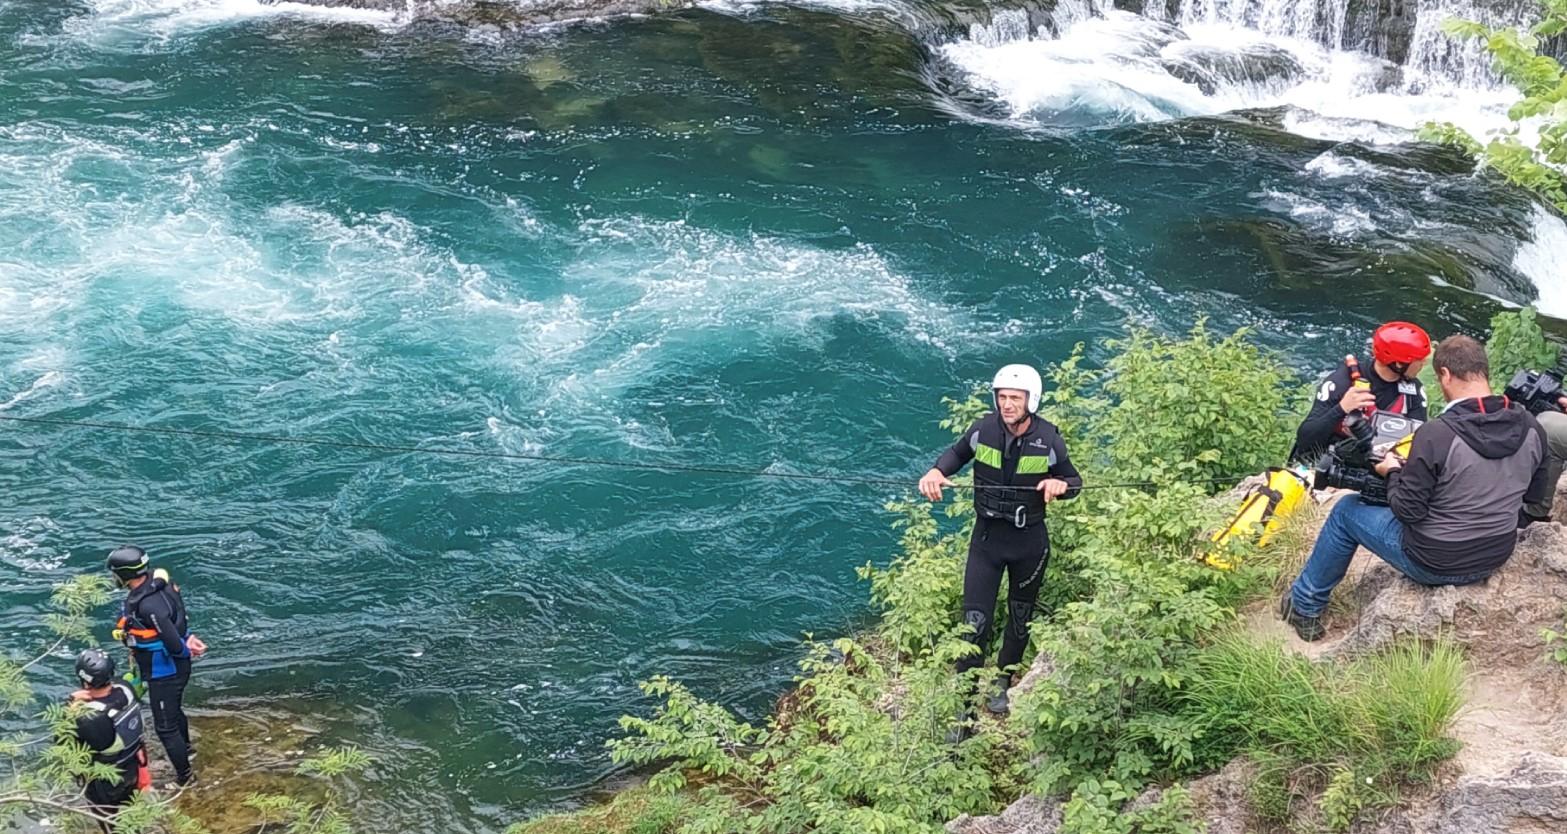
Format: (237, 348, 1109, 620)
(992, 364, 1043, 415)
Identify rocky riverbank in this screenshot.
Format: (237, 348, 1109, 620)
(950, 497, 1567, 834)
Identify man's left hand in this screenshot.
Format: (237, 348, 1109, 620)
(187, 635, 208, 658)
(1375, 455, 1404, 477)
(1037, 479, 1070, 502)
(1555, 396, 1567, 413)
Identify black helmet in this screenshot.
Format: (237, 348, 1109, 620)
(107, 546, 149, 582)
(75, 648, 115, 689)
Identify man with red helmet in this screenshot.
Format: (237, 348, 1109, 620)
(1289, 321, 1432, 464)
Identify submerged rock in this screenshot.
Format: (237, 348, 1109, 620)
(1161, 42, 1306, 96)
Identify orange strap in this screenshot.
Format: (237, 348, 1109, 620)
(116, 616, 158, 640)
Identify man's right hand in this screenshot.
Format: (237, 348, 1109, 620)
(918, 468, 954, 502)
(1340, 387, 1376, 414)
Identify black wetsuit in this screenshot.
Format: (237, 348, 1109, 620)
(1290, 361, 1427, 464)
(934, 412, 1082, 675)
(122, 578, 194, 783)
(73, 684, 143, 831)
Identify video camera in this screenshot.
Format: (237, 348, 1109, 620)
(1312, 410, 1422, 506)
(1504, 362, 1567, 416)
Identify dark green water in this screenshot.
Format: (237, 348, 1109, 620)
(0, 0, 1560, 828)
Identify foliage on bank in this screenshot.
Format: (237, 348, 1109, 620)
(521, 322, 1473, 834)
(1421, 0, 1567, 213)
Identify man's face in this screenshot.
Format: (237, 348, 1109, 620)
(996, 388, 1029, 423)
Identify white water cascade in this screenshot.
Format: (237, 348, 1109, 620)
(940, 0, 1564, 308)
(944, 0, 1530, 140)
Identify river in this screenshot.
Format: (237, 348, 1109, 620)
(0, 0, 1562, 828)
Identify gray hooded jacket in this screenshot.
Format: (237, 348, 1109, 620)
(1386, 395, 1550, 575)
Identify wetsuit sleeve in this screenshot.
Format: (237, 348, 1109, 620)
(1524, 419, 1552, 508)
(1049, 432, 1083, 500)
(1291, 370, 1350, 463)
(1407, 381, 1428, 422)
(1388, 419, 1448, 525)
(141, 592, 187, 658)
(934, 420, 982, 477)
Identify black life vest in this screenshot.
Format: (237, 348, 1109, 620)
(971, 413, 1060, 527)
(118, 573, 190, 679)
(84, 683, 144, 767)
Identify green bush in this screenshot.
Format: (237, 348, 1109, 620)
(1542, 607, 1567, 665)
(1485, 305, 1560, 391)
(605, 634, 1021, 834)
(1093, 323, 1298, 485)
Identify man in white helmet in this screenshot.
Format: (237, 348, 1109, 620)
(918, 364, 1082, 719)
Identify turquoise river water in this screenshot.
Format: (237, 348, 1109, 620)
(1, 0, 1564, 829)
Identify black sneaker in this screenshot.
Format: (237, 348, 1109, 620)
(1519, 508, 1550, 529)
(986, 673, 1012, 715)
(1278, 596, 1325, 642)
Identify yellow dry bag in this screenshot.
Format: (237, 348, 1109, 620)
(1205, 468, 1310, 570)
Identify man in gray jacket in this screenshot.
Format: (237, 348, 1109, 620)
(1281, 335, 1551, 641)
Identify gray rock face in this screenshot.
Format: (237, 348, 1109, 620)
(947, 795, 1062, 834)
(952, 512, 1567, 834)
(944, 761, 1259, 834)
(1379, 752, 1567, 834)
(1323, 521, 1567, 663)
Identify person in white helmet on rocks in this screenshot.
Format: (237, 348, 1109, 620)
(918, 364, 1082, 722)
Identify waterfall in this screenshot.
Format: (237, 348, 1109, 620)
(1403, 0, 1519, 90)
(1050, 0, 1113, 32)
(965, 7, 1034, 46)
(1176, 0, 1354, 46)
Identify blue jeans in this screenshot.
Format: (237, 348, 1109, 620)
(1288, 496, 1495, 617)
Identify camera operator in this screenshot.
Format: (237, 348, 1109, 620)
(1279, 335, 1550, 642)
(1290, 321, 1431, 464)
(1517, 398, 1567, 527)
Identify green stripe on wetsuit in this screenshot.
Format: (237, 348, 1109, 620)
(974, 443, 1002, 469)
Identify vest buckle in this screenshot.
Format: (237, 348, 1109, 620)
(1013, 505, 1026, 529)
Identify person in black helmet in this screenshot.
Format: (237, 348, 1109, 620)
(108, 546, 206, 788)
(918, 364, 1082, 720)
(66, 648, 147, 832)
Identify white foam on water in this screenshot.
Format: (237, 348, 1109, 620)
(463, 215, 966, 420)
(567, 216, 962, 350)
(1258, 189, 1377, 237)
(942, 11, 1216, 125)
(700, 0, 912, 21)
(0, 371, 65, 412)
(0, 516, 70, 572)
(1515, 206, 1567, 318)
(69, 0, 411, 40)
(1303, 151, 1379, 179)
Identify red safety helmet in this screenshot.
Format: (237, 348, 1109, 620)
(1371, 321, 1431, 367)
